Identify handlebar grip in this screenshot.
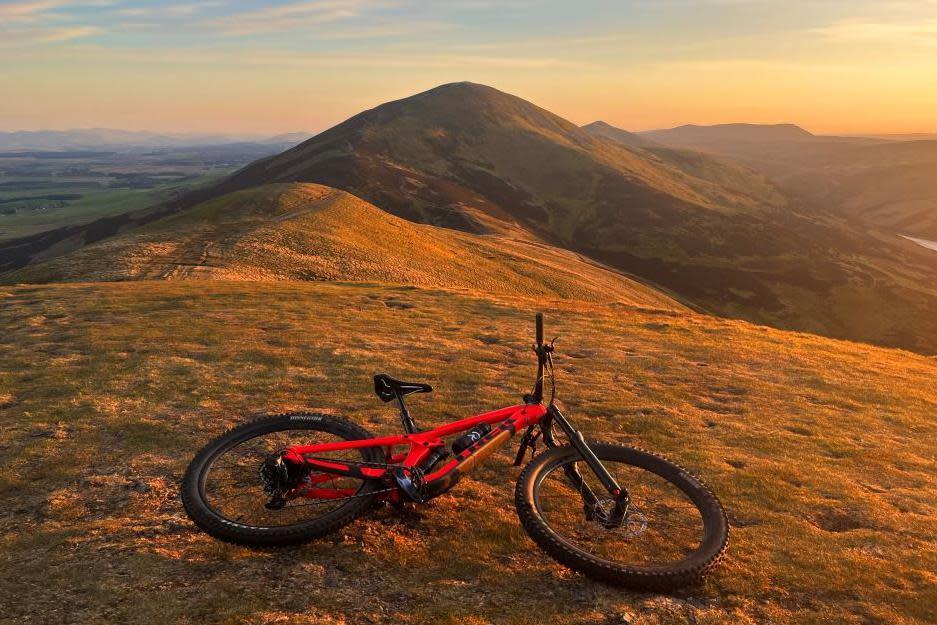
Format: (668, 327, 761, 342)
(535, 312, 543, 345)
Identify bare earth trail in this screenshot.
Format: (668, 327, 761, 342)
(156, 190, 348, 280)
(0, 281, 934, 625)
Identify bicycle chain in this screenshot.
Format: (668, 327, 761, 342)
(283, 485, 398, 508)
(282, 456, 411, 507)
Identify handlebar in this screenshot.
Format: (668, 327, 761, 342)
(535, 312, 544, 347)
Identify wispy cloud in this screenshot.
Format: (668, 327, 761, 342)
(296, 20, 453, 40)
(0, 0, 113, 23)
(0, 1, 108, 47)
(115, 2, 226, 19)
(40, 43, 588, 70)
(813, 18, 937, 45)
(0, 25, 101, 47)
(211, 0, 393, 35)
(0, 1, 68, 23)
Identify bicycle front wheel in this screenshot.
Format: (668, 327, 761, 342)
(515, 442, 729, 590)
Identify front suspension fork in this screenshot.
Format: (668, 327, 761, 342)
(546, 404, 630, 526)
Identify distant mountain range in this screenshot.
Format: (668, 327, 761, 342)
(2, 82, 937, 354)
(633, 121, 937, 240)
(580, 121, 658, 149)
(0, 129, 312, 151)
(641, 122, 815, 145)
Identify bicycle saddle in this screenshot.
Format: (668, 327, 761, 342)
(373, 374, 433, 402)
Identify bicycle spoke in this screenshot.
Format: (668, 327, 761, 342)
(202, 428, 378, 528)
(534, 456, 706, 567)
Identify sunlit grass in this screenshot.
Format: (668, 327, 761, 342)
(0, 280, 934, 624)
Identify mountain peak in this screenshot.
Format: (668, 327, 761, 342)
(583, 120, 614, 129)
(582, 120, 657, 149)
(406, 82, 537, 113)
(645, 123, 814, 143)
(423, 81, 501, 95)
(377, 81, 521, 112)
(273, 80, 586, 173)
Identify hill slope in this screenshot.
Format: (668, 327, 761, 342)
(216, 82, 784, 233)
(4, 83, 937, 353)
(581, 121, 659, 149)
(212, 83, 937, 354)
(641, 123, 815, 146)
(790, 140, 937, 240)
(582, 121, 786, 212)
(1, 280, 934, 624)
(4, 182, 683, 309)
(641, 125, 937, 240)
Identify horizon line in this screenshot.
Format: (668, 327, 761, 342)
(3, 124, 937, 139)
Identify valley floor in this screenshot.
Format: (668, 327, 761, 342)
(0, 281, 934, 624)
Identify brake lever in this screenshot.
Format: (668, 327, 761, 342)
(534, 336, 559, 353)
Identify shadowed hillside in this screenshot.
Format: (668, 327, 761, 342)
(4, 83, 937, 353)
(210, 83, 937, 354)
(3, 183, 683, 309)
(582, 121, 786, 214)
(640, 125, 937, 241)
(641, 123, 815, 146)
(581, 121, 659, 149)
(215, 83, 785, 234)
(1, 281, 934, 624)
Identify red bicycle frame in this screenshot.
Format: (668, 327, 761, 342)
(280, 403, 549, 503)
(275, 313, 625, 508)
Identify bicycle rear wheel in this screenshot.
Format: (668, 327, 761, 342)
(515, 442, 728, 590)
(181, 413, 384, 547)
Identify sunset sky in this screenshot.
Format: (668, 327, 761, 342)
(3, 0, 936, 136)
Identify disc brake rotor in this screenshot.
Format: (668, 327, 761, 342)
(591, 498, 648, 538)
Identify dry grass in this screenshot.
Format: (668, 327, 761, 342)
(2, 183, 683, 314)
(0, 281, 935, 624)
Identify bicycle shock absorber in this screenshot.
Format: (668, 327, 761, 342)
(417, 422, 516, 501)
(422, 446, 451, 472)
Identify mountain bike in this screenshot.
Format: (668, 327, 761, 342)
(181, 314, 729, 590)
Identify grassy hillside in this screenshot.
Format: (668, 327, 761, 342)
(5, 84, 937, 355)
(1, 281, 934, 624)
(2, 183, 682, 310)
(582, 122, 787, 215)
(207, 83, 937, 355)
(581, 121, 659, 149)
(641, 123, 815, 145)
(778, 141, 937, 241)
(220, 82, 785, 232)
(640, 126, 937, 241)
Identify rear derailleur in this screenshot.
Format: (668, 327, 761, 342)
(259, 453, 308, 510)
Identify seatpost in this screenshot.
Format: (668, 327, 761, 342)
(395, 392, 418, 433)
